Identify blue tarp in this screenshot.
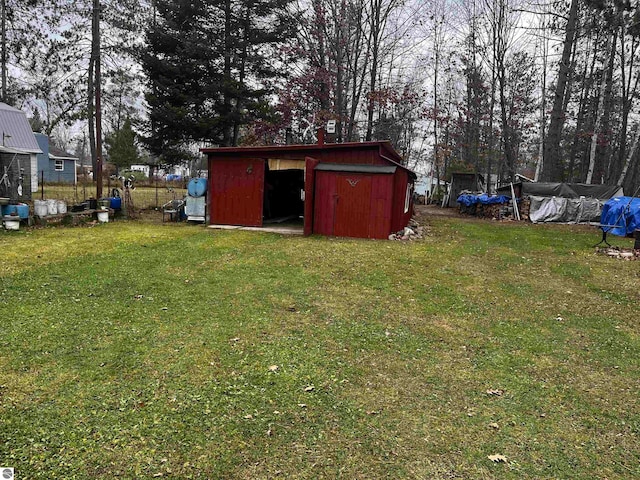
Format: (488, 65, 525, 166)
(600, 196, 640, 236)
(457, 194, 511, 206)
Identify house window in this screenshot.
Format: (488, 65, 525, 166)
(55, 160, 64, 171)
(404, 183, 412, 213)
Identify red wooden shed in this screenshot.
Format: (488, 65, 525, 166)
(201, 139, 416, 239)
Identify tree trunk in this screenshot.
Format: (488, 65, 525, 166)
(498, 54, 515, 182)
(535, 7, 549, 181)
(601, 30, 618, 183)
(618, 123, 640, 187)
(615, 23, 638, 183)
(365, 1, 381, 141)
(88, 7, 97, 182)
(1, 0, 6, 102)
(222, 0, 233, 146)
(94, 0, 103, 199)
(542, 0, 579, 181)
(586, 34, 613, 184)
(233, 3, 251, 147)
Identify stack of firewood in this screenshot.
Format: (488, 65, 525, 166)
(477, 203, 504, 219)
(519, 198, 531, 222)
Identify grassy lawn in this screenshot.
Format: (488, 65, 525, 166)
(0, 216, 638, 479)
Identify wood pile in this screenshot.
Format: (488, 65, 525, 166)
(519, 198, 531, 222)
(458, 197, 532, 222)
(476, 203, 504, 219)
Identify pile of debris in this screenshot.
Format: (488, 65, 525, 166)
(595, 246, 640, 260)
(388, 218, 426, 241)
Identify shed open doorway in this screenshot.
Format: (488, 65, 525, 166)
(263, 158, 305, 228)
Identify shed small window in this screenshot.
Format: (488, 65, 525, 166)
(404, 183, 412, 213)
(55, 160, 64, 171)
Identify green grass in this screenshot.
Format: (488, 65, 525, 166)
(0, 218, 638, 479)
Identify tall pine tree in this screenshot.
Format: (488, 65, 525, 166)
(141, 0, 295, 163)
(105, 117, 140, 172)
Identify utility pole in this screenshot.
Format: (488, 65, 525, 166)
(1, 0, 7, 102)
(93, 0, 103, 198)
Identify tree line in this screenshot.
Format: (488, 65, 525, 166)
(2, 0, 640, 194)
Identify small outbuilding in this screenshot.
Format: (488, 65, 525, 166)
(0, 103, 42, 201)
(447, 172, 484, 208)
(201, 138, 416, 239)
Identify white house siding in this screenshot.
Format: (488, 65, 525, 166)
(31, 153, 38, 192)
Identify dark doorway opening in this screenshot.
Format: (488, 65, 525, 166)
(263, 167, 304, 225)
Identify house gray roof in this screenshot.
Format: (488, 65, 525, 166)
(0, 103, 42, 154)
(49, 143, 78, 161)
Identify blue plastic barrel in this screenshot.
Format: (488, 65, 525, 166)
(109, 197, 122, 210)
(187, 178, 208, 197)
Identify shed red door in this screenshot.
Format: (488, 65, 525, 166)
(210, 158, 265, 226)
(334, 174, 373, 237)
(313, 171, 393, 239)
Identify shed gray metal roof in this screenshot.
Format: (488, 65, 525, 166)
(0, 103, 42, 154)
(315, 163, 397, 174)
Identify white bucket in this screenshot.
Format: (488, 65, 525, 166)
(97, 209, 109, 223)
(46, 199, 58, 215)
(57, 200, 67, 214)
(34, 199, 48, 217)
(4, 216, 19, 230)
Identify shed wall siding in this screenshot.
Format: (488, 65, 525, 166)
(209, 158, 264, 226)
(391, 169, 413, 232)
(0, 152, 33, 201)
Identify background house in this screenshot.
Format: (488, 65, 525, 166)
(35, 133, 78, 184)
(0, 103, 41, 201)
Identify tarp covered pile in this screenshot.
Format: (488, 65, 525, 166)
(600, 196, 640, 236)
(516, 183, 624, 224)
(457, 193, 511, 206)
(529, 197, 603, 223)
(518, 183, 622, 199)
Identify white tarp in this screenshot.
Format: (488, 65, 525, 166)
(529, 196, 604, 224)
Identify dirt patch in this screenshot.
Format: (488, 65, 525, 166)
(413, 204, 463, 223)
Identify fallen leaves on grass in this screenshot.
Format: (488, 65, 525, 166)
(268, 365, 279, 372)
(488, 422, 500, 429)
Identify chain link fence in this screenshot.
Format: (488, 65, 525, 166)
(36, 174, 188, 210)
